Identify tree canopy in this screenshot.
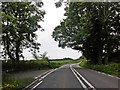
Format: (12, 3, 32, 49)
(1, 2, 45, 61)
(52, 2, 120, 64)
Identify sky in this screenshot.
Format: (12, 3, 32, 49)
(23, 0, 82, 60)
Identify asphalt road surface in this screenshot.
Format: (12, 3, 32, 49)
(25, 64, 120, 90)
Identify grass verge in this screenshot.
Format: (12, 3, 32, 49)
(80, 59, 120, 77)
(2, 73, 34, 90)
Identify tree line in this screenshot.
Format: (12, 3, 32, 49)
(52, 2, 120, 64)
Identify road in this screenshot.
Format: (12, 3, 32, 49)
(24, 64, 120, 90)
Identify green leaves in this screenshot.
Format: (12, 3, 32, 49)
(53, 2, 120, 64)
(2, 2, 45, 61)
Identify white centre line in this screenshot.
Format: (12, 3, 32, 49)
(70, 65, 88, 90)
(70, 64, 96, 90)
(31, 81, 43, 90)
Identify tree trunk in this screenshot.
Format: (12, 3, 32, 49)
(16, 48, 19, 62)
(6, 39, 16, 61)
(104, 55, 109, 65)
(98, 51, 103, 64)
(15, 42, 20, 62)
(104, 52, 111, 65)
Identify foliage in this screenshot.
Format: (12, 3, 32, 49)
(31, 52, 40, 60)
(53, 2, 120, 64)
(1, 2, 45, 61)
(2, 73, 34, 90)
(32, 52, 49, 60)
(80, 59, 120, 76)
(51, 59, 81, 68)
(39, 52, 48, 60)
(2, 60, 50, 73)
(2, 59, 81, 73)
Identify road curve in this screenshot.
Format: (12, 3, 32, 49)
(72, 64, 120, 90)
(25, 63, 119, 90)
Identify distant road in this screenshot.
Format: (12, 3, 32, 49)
(24, 64, 120, 90)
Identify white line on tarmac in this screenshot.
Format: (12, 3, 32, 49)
(31, 81, 43, 90)
(23, 68, 57, 90)
(30, 68, 57, 90)
(90, 69, 120, 80)
(22, 79, 38, 90)
(34, 70, 52, 79)
(40, 68, 57, 79)
(70, 65, 88, 90)
(70, 64, 96, 90)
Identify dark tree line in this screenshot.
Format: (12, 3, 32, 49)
(52, 2, 120, 64)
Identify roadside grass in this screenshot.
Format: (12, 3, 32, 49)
(80, 58, 120, 77)
(2, 59, 81, 90)
(2, 73, 34, 90)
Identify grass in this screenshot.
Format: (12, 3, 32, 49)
(2, 59, 81, 90)
(2, 72, 34, 90)
(79, 58, 120, 77)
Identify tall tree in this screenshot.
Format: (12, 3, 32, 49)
(52, 2, 120, 64)
(1, 2, 45, 61)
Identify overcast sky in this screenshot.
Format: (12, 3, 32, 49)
(23, 0, 82, 60)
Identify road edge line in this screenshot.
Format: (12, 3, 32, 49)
(90, 69, 120, 80)
(79, 60, 120, 80)
(23, 69, 57, 90)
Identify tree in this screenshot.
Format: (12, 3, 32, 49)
(32, 52, 40, 60)
(52, 2, 120, 64)
(1, 2, 45, 61)
(39, 52, 48, 60)
(39, 52, 53, 68)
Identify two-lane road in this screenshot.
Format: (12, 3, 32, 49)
(35, 64, 83, 89)
(27, 64, 119, 90)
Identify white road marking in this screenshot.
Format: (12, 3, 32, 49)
(90, 69, 120, 79)
(70, 65, 88, 90)
(23, 68, 57, 90)
(40, 68, 57, 79)
(31, 81, 43, 90)
(30, 68, 58, 90)
(34, 70, 52, 79)
(22, 79, 38, 90)
(80, 60, 120, 80)
(70, 64, 96, 90)
(73, 67, 96, 89)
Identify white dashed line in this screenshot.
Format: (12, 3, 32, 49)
(89, 69, 120, 79)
